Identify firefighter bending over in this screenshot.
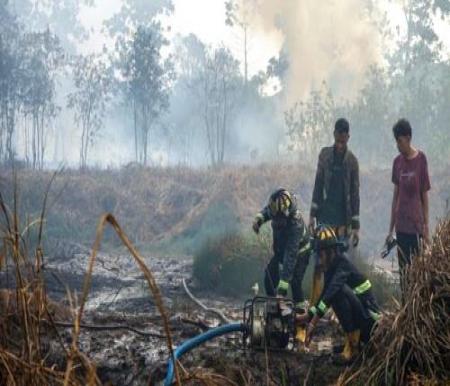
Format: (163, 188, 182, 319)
(252, 188, 312, 311)
(298, 225, 381, 364)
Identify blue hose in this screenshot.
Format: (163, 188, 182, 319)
(164, 322, 245, 386)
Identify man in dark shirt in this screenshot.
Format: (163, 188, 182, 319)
(387, 119, 431, 297)
(310, 118, 360, 249)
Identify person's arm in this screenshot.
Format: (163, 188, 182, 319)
(317, 265, 349, 313)
(252, 206, 272, 233)
(304, 265, 348, 346)
(421, 190, 429, 244)
(388, 185, 399, 240)
(420, 153, 431, 245)
(310, 149, 325, 229)
(350, 156, 360, 245)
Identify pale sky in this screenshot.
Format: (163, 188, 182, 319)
(79, 0, 284, 79)
(79, 0, 450, 82)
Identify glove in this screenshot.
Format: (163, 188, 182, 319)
(252, 215, 263, 234)
(277, 279, 289, 297)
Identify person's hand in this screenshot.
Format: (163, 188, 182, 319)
(305, 322, 316, 347)
(351, 229, 359, 247)
(309, 216, 316, 234)
(386, 232, 394, 245)
(252, 217, 262, 234)
(423, 224, 430, 246)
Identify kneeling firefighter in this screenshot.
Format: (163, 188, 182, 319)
(298, 224, 381, 364)
(252, 188, 312, 311)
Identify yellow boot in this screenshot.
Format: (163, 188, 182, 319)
(333, 334, 350, 355)
(333, 330, 360, 365)
(349, 330, 361, 354)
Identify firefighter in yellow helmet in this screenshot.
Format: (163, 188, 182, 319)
(252, 188, 312, 311)
(297, 224, 381, 364)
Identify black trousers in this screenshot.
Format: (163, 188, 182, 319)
(332, 285, 375, 343)
(396, 232, 422, 296)
(264, 252, 310, 303)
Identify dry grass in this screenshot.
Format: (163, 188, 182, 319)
(338, 219, 450, 386)
(9, 164, 448, 258)
(0, 172, 181, 385)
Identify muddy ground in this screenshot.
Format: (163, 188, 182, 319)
(1, 242, 347, 385)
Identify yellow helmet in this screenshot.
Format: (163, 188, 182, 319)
(314, 224, 341, 250)
(268, 188, 293, 216)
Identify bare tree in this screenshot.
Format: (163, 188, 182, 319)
(68, 54, 112, 169)
(285, 82, 335, 163)
(19, 29, 63, 169)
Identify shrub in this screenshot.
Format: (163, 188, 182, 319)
(193, 232, 267, 297)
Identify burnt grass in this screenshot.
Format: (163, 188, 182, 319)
(1, 250, 347, 385)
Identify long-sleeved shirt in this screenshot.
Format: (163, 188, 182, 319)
(310, 146, 360, 229)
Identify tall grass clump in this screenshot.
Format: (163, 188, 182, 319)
(339, 219, 450, 386)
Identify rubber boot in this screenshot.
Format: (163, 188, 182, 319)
(333, 330, 360, 365)
(333, 335, 349, 354)
(294, 302, 308, 344)
(310, 268, 323, 305)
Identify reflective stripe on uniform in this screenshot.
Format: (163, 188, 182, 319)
(309, 306, 317, 315)
(299, 241, 311, 254)
(353, 279, 372, 295)
(255, 213, 264, 222)
(352, 215, 360, 221)
(295, 301, 308, 310)
(277, 280, 289, 292)
(369, 310, 381, 321)
(317, 300, 328, 313)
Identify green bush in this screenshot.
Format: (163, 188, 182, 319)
(193, 232, 268, 297)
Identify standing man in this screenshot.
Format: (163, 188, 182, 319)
(309, 118, 360, 302)
(387, 119, 431, 296)
(309, 118, 360, 248)
(252, 188, 312, 312)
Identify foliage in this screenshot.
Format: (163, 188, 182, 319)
(11, 0, 93, 51)
(175, 35, 243, 167)
(116, 23, 174, 165)
(19, 29, 64, 169)
(67, 54, 113, 169)
(104, 0, 173, 38)
(193, 231, 267, 297)
(0, 3, 63, 168)
(285, 82, 335, 163)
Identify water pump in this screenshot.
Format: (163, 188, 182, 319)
(242, 296, 297, 350)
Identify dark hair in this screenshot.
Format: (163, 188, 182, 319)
(334, 118, 349, 134)
(393, 119, 412, 139)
